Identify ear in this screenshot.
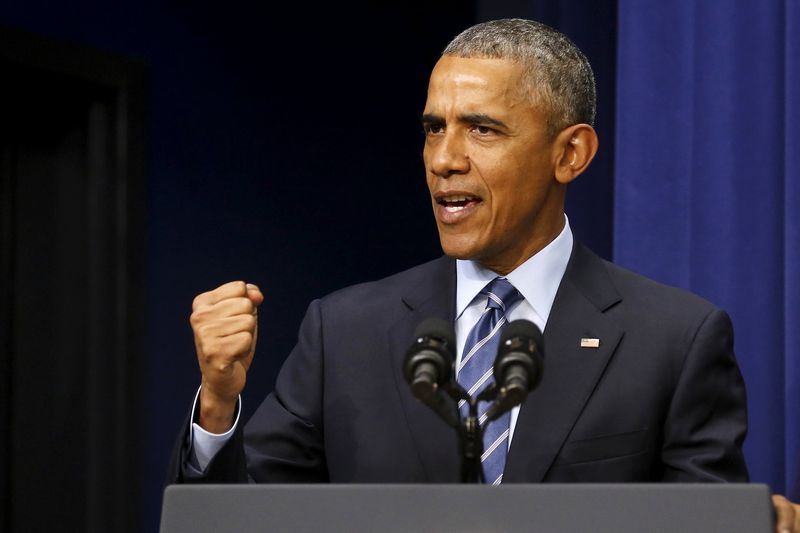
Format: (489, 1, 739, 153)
(553, 124, 599, 184)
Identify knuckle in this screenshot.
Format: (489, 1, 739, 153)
(192, 293, 206, 311)
(191, 305, 210, 322)
(233, 281, 247, 296)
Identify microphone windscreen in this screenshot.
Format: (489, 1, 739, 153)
(500, 319, 543, 348)
(413, 318, 455, 346)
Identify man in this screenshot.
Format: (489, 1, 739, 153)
(169, 17, 799, 531)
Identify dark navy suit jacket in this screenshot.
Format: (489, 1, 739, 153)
(170, 242, 749, 483)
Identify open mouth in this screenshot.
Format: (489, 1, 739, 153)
(437, 194, 482, 212)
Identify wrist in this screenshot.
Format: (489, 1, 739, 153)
(198, 385, 237, 433)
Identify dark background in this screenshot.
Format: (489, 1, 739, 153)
(0, 1, 616, 531)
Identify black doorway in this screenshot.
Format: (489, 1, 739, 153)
(0, 27, 145, 533)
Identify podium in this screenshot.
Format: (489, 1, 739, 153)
(160, 483, 773, 533)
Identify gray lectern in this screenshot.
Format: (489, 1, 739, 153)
(160, 483, 773, 533)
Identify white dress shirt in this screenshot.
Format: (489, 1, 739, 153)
(190, 217, 574, 471)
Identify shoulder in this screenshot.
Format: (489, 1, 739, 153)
(314, 256, 452, 317)
(604, 259, 718, 315)
(566, 245, 740, 406)
(596, 255, 731, 343)
(324, 256, 450, 301)
(568, 242, 727, 336)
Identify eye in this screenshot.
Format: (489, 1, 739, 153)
(473, 125, 495, 135)
(424, 123, 444, 135)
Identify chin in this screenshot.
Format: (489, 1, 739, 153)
(438, 236, 481, 261)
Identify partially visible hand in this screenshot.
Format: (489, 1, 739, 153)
(773, 494, 800, 533)
(190, 280, 264, 433)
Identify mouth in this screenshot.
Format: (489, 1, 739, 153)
(433, 192, 483, 224)
(436, 194, 482, 212)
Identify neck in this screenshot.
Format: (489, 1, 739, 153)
(478, 213, 566, 276)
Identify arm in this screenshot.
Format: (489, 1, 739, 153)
(167, 295, 329, 484)
(655, 304, 799, 532)
(166, 281, 262, 484)
(660, 308, 749, 481)
(240, 298, 328, 482)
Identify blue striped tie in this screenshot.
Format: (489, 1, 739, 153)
(457, 277, 523, 485)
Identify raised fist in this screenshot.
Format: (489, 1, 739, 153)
(190, 281, 264, 432)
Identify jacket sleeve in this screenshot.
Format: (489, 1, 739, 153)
(165, 299, 328, 485)
(243, 298, 328, 482)
(165, 403, 249, 485)
(660, 308, 749, 481)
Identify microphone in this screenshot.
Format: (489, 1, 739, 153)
(483, 319, 544, 422)
(403, 318, 455, 403)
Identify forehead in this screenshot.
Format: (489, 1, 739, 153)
(425, 55, 531, 113)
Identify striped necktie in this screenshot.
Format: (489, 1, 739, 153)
(457, 277, 523, 485)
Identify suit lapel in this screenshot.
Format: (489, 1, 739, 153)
(504, 242, 624, 482)
(387, 256, 461, 481)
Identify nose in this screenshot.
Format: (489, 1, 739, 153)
(427, 130, 470, 178)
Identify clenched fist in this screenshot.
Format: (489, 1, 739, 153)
(190, 281, 264, 433)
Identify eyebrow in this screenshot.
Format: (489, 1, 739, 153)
(460, 113, 508, 128)
(421, 113, 444, 125)
(420, 113, 508, 129)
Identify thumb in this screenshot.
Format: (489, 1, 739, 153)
(246, 283, 264, 307)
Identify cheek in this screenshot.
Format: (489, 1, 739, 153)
(484, 166, 545, 222)
(481, 165, 524, 206)
(425, 172, 436, 195)
(422, 149, 435, 190)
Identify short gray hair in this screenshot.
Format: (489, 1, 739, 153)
(443, 18, 596, 136)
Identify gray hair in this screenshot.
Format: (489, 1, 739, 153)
(443, 18, 596, 136)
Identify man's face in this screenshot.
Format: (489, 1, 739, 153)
(422, 55, 564, 274)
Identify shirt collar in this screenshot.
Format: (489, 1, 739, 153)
(455, 215, 574, 323)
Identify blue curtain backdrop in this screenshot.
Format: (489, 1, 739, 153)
(614, 0, 800, 497)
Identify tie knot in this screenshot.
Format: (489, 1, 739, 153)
(483, 277, 522, 312)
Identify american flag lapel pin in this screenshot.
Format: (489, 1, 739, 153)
(580, 337, 600, 348)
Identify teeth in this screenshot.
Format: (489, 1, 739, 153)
(443, 195, 474, 202)
(445, 205, 466, 212)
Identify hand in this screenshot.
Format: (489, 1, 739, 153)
(773, 494, 800, 533)
(190, 281, 264, 433)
